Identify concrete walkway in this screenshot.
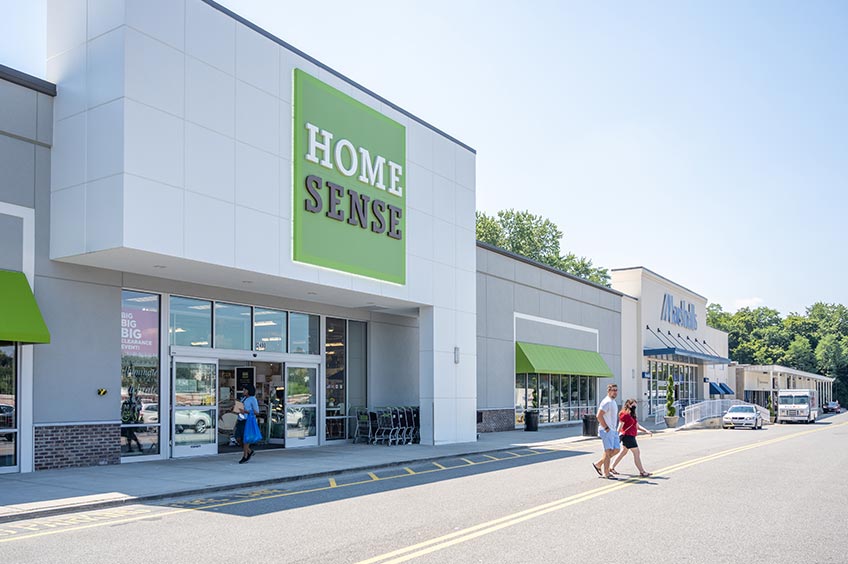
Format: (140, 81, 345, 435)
(0, 420, 671, 523)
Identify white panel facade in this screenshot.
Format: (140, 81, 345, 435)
(46, 0, 477, 445)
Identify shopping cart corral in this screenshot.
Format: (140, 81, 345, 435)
(352, 406, 420, 445)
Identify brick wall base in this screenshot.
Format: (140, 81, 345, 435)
(477, 409, 516, 433)
(34, 424, 121, 470)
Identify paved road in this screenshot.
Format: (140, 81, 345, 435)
(2, 412, 846, 563)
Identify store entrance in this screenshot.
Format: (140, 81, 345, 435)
(217, 361, 286, 454)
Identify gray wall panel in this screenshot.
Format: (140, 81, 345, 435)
(485, 276, 514, 341)
(476, 336, 487, 407)
(485, 337, 514, 409)
(514, 284, 540, 317)
(0, 79, 38, 140)
(0, 214, 23, 271)
(515, 317, 597, 352)
(33, 276, 122, 423)
(0, 135, 36, 208)
(539, 291, 562, 321)
(476, 273, 487, 335)
(369, 321, 419, 406)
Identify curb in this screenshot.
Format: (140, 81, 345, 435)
(0, 437, 600, 525)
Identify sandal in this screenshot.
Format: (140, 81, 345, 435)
(610, 468, 620, 476)
(592, 463, 602, 476)
(639, 471, 652, 477)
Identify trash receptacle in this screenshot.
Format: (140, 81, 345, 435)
(582, 414, 598, 436)
(524, 410, 539, 432)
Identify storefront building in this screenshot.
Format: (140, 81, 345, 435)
(2, 0, 477, 472)
(475, 243, 622, 432)
(611, 267, 731, 420)
(732, 364, 834, 409)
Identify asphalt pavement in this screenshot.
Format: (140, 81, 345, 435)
(0, 419, 669, 523)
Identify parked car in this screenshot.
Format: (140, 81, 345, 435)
(722, 405, 763, 430)
(823, 401, 841, 414)
(176, 410, 213, 434)
(0, 403, 14, 441)
(139, 403, 212, 433)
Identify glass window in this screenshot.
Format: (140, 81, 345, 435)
(539, 374, 551, 423)
(289, 312, 319, 354)
(0, 343, 16, 467)
(551, 375, 562, 423)
(170, 296, 211, 347)
(254, 308, 286, 353)
(215, 302, 251, 350)
(121, 291, 160, 458)
(515, 373, 527, 426)
(326, 318, 346, 440)
(528, 374, 539, 410)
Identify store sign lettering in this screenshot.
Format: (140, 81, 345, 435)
(293, 69, 406, 284)
(121, 310, 158, 356)
(661, 293, 698, 331)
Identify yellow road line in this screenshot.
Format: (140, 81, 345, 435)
(368, 472, 379, 481)
(481, 455, 499, 461)
(460, 458, 475, 465)
(356, 421, 848, 564)
(329, 478, 338, 488)
(5, 423, 834, 547)
(404, 468, 416, 475)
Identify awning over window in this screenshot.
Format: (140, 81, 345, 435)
(718, 383, 735, 395)
(0, 270, 50, 344)
(515, 342, 613, 377)
(643, 347, 730, 365)
(708, 382, 724, 395)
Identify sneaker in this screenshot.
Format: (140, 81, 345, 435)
(248, 449, 255, 460)
(238, 456, 248, 464)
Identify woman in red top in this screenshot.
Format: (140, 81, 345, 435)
(610, 398, 653, 477)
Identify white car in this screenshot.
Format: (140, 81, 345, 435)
(139, 403, 212, 433)
(723, 405, 763, 430)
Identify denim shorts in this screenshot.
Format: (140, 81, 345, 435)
(599, 428, 621, 450)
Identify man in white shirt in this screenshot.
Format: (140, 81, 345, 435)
(592, 383, 621, 479)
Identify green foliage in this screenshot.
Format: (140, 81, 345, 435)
(476, 209, 610, 286)
(665, 374, 675, 417)
(707, 301, 848, 407)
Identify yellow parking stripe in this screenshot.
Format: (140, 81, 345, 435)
(460, 458, 475, 465)
(404, 468, 416, 475)
(329, 478, 338, 488)
(368, 472, 379, 481)
(432, 462, 447, 470)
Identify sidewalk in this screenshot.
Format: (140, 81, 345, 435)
(0, 420, 670, 523)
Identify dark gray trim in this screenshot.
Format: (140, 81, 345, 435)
(201, 0, 475, 154)
(0, 64, 57, 97)
(476, 241, 623, 297)
(610, 266, 707, 301)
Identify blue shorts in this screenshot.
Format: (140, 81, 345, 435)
(599, 428, 620, 451)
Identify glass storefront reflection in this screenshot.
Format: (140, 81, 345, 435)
(174, 363, 216, 407)
(0, 432, 16, 467)
(173, 409, 217, 446)
(120, 426, 159, 456)
(286, 407, 316, 439)
(215, 302, 251, 350)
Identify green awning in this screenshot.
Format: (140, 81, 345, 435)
(515, 341, 612, 377)
(0, 270, 50, 344)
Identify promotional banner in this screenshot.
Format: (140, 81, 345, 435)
(121, 308, 159, 357)
(292, 69, 406, 284)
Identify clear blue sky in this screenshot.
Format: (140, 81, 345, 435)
(3, 0, 846, 316)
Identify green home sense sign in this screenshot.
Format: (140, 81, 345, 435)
(293, 69, 406, 284)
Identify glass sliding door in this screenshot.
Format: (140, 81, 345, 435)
(285, 363, 318, 447)
(172, 358, 218, 457)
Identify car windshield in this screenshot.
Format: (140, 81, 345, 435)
(779, 396, 809, 405)
(728, 406, 755, 413)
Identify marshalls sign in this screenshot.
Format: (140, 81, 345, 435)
(293, 69, 406, 284)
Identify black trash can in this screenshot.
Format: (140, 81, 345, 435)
(582, 414, 598, 436)
(524, 410, 539, 432)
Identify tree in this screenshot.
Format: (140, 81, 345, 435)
(815, 334, 846, 379)
(706, 303, 732, 332)
(476, 209, 610, 286)
(782, 335, 816, 373)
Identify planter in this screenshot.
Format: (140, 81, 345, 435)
(664, 415, 679, 428)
